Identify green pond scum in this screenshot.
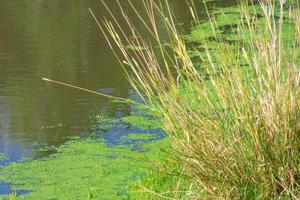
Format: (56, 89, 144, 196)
(96, 106, 162, 131)
(0, 105, 170, 199)
(0, 137, 170, 200)
(186, 1, 300, 76)
(120, 133, 156, 143)
(0, 154, 8, 162)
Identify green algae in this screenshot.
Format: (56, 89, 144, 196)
(0, 138, 169, 200)
(122, 116, 161, 130)
(34, 145, 57, 153)
(96, 114, 118, 126)
(0, 153, 8, 162)
(186, 2, 299, 72)
(129, 144, 190, 200)
(95, 114, 122, 132)
(185, 6, 241, 43)
(120, 133, 156, 143)
(95, 105, 162, 132)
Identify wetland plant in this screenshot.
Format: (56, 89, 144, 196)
(92, 0, 300, 199)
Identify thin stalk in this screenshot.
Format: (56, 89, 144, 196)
(42, 78, 128, 102)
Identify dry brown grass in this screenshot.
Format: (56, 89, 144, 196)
(91, 0, 300, 198)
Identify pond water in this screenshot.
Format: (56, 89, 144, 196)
(0, 0, 235, 195)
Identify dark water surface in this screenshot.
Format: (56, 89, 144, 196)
(0, 0, 235, 194)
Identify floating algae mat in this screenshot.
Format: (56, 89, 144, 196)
(0, 154, 8, 162)
(0, 137, 169, 199)
(0, 100, 167, 199)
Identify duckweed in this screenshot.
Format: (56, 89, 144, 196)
(0, 138, 169, 200)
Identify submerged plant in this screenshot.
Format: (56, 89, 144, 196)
(91, 0, 300, 199)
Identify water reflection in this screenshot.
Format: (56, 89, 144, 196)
(0, 0, 204, 159)
(0, 0, 237, 156)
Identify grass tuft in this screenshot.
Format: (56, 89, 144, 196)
(93, 0, 300, 198)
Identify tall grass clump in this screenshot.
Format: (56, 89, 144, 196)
(91, 0, 300, 198)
